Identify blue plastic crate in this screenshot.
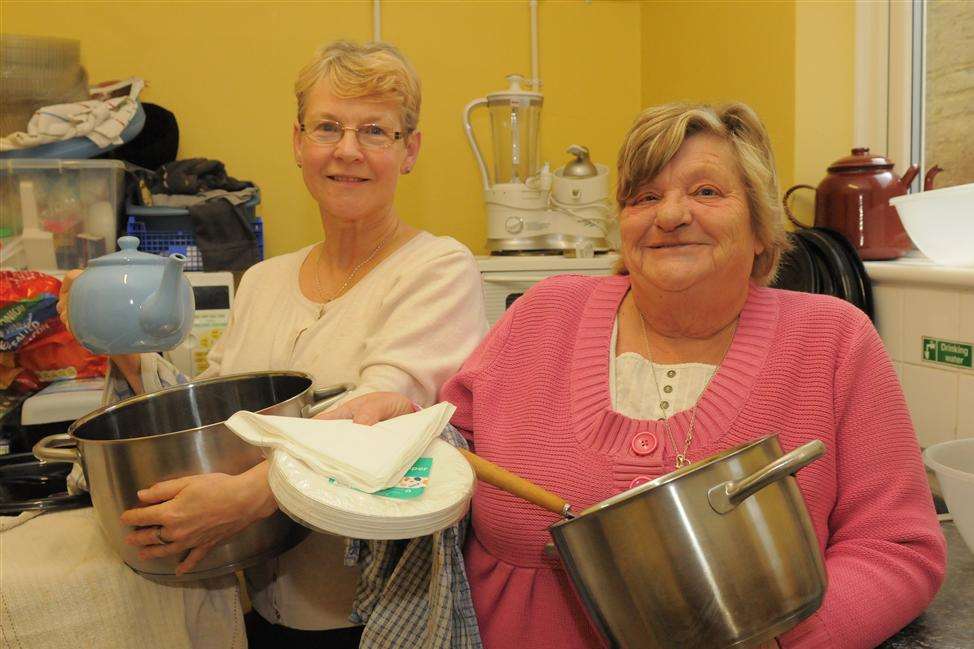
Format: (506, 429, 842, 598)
(126, 210, 263, 271)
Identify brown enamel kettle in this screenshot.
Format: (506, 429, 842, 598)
(784, 148, 942, 260)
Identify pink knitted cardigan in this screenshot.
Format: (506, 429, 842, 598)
(440, 274, 945, 649)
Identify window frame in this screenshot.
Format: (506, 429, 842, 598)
(854, 0, 925, 192)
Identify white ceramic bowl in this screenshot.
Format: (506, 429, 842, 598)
(924, 437, 974, 554)
(890, 183, 974, 267)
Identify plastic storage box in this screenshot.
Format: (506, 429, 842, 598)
(0, 159, 125, 270)
(125, 193, 263, 271)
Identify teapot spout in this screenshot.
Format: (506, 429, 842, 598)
(140, 253, 188, 337)
(901, 164, 920, 188)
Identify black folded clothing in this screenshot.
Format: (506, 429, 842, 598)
(153, 158, 251, 195)
(127, 158, 262, 272)
(189, 198, 260, 271)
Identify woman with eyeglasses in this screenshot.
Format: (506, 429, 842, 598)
(53, 41, 488, 649)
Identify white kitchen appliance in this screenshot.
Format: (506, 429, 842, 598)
(163, 271, 234, 377)
(464, 75, 613, 254)
(477, 253, 618, 325)
(20, 376, 105, 429)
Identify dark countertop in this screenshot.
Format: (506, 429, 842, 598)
(877, 522, 973, 648)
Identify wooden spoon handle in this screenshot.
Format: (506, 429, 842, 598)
(459, 448, 571, 517)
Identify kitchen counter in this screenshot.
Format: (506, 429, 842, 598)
(877, 522, 973, 648)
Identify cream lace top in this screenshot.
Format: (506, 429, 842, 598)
(609, 318, 717, 420)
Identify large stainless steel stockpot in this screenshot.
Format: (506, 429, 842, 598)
(33, 371, 349, 582)
(550, 435, 827, 649)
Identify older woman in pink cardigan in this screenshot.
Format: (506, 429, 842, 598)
(334, 102, 946, 649)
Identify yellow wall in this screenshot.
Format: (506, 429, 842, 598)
(2, 1, 857, 254)
(792, 0, 856, 226)
(639, 0, 797, 190)
(638, 0, 857, 228)
(1, 1, 642, 257)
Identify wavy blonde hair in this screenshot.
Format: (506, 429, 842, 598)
(295, 40, 421, 134)
(615, 102, 790, 285)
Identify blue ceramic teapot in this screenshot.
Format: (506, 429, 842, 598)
(68, 236, 195, 354)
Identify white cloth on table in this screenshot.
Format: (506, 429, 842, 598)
(0, 78, 144, 152)
(227, 402, 456, 493)
(0, 507, 244, 649)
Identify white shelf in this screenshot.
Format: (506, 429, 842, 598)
(864, 258, 974, 289)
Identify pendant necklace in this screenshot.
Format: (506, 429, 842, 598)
(313, 222, 399, 312)
(634, 297, 732, 468)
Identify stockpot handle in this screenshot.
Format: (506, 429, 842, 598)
(707, 440, 825, 514)
(301, 383, 356, 418)
(33, 433, 81, 463)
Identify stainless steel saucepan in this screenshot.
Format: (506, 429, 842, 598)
(33, 371, 350, 582)
(463, 435, 827, 649)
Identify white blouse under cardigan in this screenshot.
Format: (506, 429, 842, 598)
(608, 319, 716, 419)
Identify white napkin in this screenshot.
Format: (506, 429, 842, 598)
(226, 402, 456, 493)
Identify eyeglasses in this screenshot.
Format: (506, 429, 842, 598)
(300, 119, 405, 150)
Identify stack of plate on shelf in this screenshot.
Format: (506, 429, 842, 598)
(771, 227, 874, 321)
(268, 438, 474, 540)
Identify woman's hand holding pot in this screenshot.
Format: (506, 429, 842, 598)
(119, 462, 278, 575)
(313, 391, 416, 425)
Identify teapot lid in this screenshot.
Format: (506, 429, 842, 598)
(828, 147, 894, 172)
(87, 236, 169, 267)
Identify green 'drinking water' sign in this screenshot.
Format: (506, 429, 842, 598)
(922, 337, 972, 369)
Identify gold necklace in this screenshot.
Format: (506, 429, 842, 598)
(633, 297, 729, 468)
(314, 222, 398, 304)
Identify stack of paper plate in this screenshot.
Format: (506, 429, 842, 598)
(268, 438, 474, 540)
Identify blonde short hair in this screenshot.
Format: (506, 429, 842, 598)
(294, 40, 421, 134)
(615, 102, 790, 285)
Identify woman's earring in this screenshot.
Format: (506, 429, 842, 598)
(296, 160, 303, 168)
(402, 167, 411, 174)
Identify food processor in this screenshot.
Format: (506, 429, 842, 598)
(463, 74, 612, 254)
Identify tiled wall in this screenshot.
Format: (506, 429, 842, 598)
(868, 262, 974, 448)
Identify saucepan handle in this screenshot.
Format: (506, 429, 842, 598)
(33, 433, 81, 463)
(300, 383, 356, 418)
(707, 439, 825, 514)
(459, 448, 573, 518)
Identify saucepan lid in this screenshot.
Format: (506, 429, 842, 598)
(0, 452, 91, 515)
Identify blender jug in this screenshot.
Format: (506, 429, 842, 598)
(464, 74, 543, 189)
